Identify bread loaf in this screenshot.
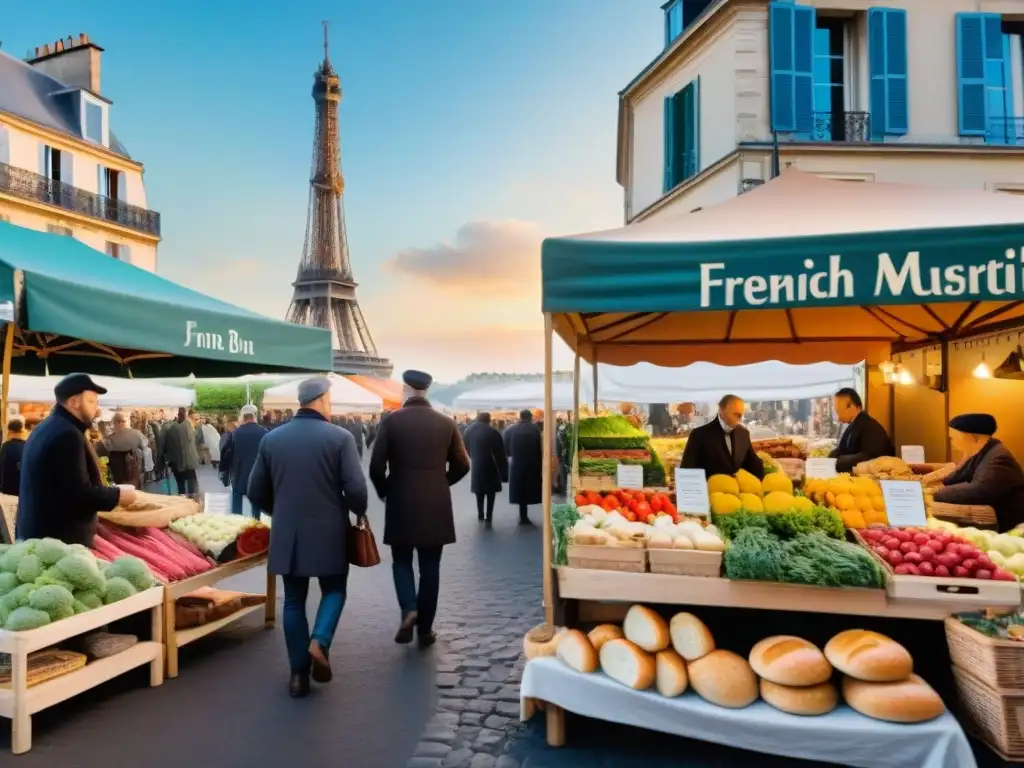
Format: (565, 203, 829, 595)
(556, 629, 599, 673)
(599, 638, 656, 690)
(669, 612, 715, 661)
(842, 674, 945, 723)
(655, 649, 688, 697)
(687, 649, 758, 708)
(760, 680, 838, 716)
(523, 624, 563, 660)
(749, 635, 832, 687)
(588, 624, 624, 652)
(623, 605, 670, 652)
(824, 629, 912, 682)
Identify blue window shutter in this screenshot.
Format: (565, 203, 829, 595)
(868, 9, 887, 139)
(885, 9, 908, 135)
(770, 3, 795, 131)
(692, 76, 701, 176)
(792, 6, 815, 136)
(957, 13, 988, 135)
(679, 83, 696, 178)
(665, 6, 672, 48)
(663, 96, 675, 192)
(1003, 35, 1015, 144)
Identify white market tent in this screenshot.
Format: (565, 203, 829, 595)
(262, 373, 382, 413)
(6, 374, 194, 407)
(453, 379, 593, 412)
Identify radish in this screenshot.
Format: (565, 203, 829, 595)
(886, 550, 904, 566)
(899, 541, 918, 554)
(883, 537, 901, 550)
(935, 565, 950, 577)
(975, 569, 993, 580)
(893, 530, 912, 542)
(953, 566, 970, 578)
(994, 569, 1017, 581)
(894, 564, 913, 574)
(918, 561, 935, 576)
(903, 564, 920, 575)
(903, 552, 922, 564)
(912, 533, 930, 547)
(961, 558, 979, 573)
(918, 547, 936, 562)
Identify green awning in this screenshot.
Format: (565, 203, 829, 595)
(0, 222, 332, 376)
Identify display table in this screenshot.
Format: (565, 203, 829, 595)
(0, 586, 164, 754)
(162, 553, 273, 678)
(521, 658, 977, 768)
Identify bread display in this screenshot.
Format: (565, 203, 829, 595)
(748, 635, 832, 687)
(669, 612, 715, 661)
(623, 605, 670, 653)
(599, 638, 656, 690)
(824, 629, 913, 682)
(523, 624, 564, 660)
(588, 624, 624, 652)
(556, 629, 599, 674)
(655, 649, 688, 697)
(760, 680, 838, 716)
(842, 674, 945, 723)
(687, 650, 759, 708)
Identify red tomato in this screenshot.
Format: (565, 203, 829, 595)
(635, 502, 652, 518)
(627, 499, 639, 512)
(623, 510, 637, 522)
(663, 501, 677, 516)
(633, 492, 647, 504)
(574, 495, 588, 507)
(650, 496, 663, 513)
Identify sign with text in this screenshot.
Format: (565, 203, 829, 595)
(880, 480, 928, 527)
(675, 468, 710, 517)
(900, 445, 926, 464)
(616, 463, 644, 489)
(204, 493, 231, 516)
(805, 458, 838, 479)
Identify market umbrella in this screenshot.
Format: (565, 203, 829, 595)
(262, 373, 383, 413)
(5, 374, 194, 407)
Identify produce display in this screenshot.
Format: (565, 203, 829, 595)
(548, 605, 945, 723)
(169, 513, 270, 561)
(0, 539, 155, 631)
(649, 438, 686, 475)
(93, 522, 215, 583)
(856, 526, 1017, 581)
(753, 438, 806, 460)
(956, 607, 1024, 641)
(574, 416, 666, 487)
(802, 474, 889, 528)
(927, 518, 1024, 578)
(574, 489, 680, 524)
(570, 505, 725, 553)
(706, 469, 810, 515)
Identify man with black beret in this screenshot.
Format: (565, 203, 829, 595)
(932, 413, 1024, 532)
(370, 369, 470, 648)
(17, 373, 137, 545)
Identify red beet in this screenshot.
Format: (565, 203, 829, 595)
(899, 541, 918, 554)
(935, 565, 951, 577)
(912, 533, 930, 547)
(894, 564, 913, 575)
(918, 547, 936, 562)
(883, 537, 901, 551)
(993, 569, 1018, 581)
(886, 550, 904, 566)
(961, 558, 979, 573)
(953, 566, 970, 578)
(893, 530, 912, 542)
(975, 569, 993, 580)
(903, 552, 923, 564)
(918, 562, 935, 577)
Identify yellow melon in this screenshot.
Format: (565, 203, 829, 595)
(762, 473, 794, 495)
(854, 494, 873, 511)
(791, 496, 815, 512)
(708, 474, 741, 496)
(710, 492, 742, 515)
(763, 491, 796, 514)
(834, 493, 856, 511)
(734, 469, 762, 496)
(739, 493, 764, 513)
(851, 477, 877, 494)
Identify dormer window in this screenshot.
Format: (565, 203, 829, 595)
(665, 0, 684, 47)
(79, 92, 108, 147)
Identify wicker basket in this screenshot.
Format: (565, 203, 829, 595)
(930, 501, 997, 527)
(0, 650, 88, 688)
(647, 548, 722, 577)
(946, 617, 1024, 689)
(952, 666, 1024, 761)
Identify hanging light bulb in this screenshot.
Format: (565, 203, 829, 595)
(879, 360, 896, 384)
(897, 367, 914, 385)
(973, 352, 992, 379)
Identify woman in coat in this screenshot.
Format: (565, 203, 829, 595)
(465, 412, 508, 524)
(503, 409, 542, 525)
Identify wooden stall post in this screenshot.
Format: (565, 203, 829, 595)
(1, 324, 13, 441)
(542, 313, 555, 630)
(572, 349, 580, 480)
(591, 354, 598, 412)
(265, 569, 277, 628)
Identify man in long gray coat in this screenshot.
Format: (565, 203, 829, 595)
(369, 370, 469, 648)
(247, 377, 368, 698)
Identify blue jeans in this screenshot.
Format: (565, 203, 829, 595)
(231, 488, 261, 520)
(281, 573, 348, 674)
(391, 546, 443, 632)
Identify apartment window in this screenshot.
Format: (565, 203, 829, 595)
(84, 101, 103, 144)
(98, 166, 123, 223)
(958, 14, 1021, 142)
(665, 1, 683, 47)
(42, 146, 62, 183)
(812, 19, 846, 140)
(662, 79, 700, 192)
(46, 224, 72, 236)
(105, 241, 121, 260)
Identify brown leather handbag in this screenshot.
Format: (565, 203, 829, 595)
(348, 516, 381, 568)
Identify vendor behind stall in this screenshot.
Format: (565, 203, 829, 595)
(933, 414, 1024, 532)
(16, 374, 137, 546)
(830, 388, 894, 473)
(680, 394, 764, 479)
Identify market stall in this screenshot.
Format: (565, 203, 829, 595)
(346, 375, 404, 409)
(262, 372, 383, 413)
(4, 374, 194, 408)
(453, 378, 593, 412)
(529, 171, 1024, 763)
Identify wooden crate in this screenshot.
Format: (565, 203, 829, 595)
(852, 530, 1020, 607)
(946, 616, 1024, 689)
(566, 545, 647, 573)
(930, 501, 997, 527)
(574, 475, 617, 492)
(952, 666, 1024, 761)
(647, 548, 722, 577)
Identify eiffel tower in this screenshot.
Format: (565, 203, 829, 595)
(286, 23, 392, 377)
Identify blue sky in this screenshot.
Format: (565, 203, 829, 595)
(4, 1, 659, 380)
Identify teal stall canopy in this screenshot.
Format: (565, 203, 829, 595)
(0, 222, 333, 377)
(541, 171, 1024, 368)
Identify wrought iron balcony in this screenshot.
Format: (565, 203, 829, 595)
(812, 111, 871, 143)
(739, 178, 764, 194)
(0, 161, 161, 237)
(988, 117, 1024, 145)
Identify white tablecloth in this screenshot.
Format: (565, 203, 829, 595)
(521, 658, 976, 768)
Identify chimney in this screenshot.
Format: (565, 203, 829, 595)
(26, 33, 104, 94)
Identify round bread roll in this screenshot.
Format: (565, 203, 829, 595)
(688, 649, 758, 708)
(842, 674, 945, 723)
(588, 624, 624, 652)
(655, 649, 688, 697)
(749, 635, 832, 687)
(670, 612, 715, 661)
(523, 624, 563, 660)
(623, 605, 670, 652)
(760, 679, 838, 716)
(599, 638, 656, 690)
(556, 629, 599, 673)
(824, 629, 913, 682)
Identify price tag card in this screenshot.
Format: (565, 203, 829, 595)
(901, 445, 926, 464)
(805, 458, 838, 479)
(616, 463, 644, 489)
(675, 468, 710, 517)
(204, 492, 231, 515)
(880, 480, 927, 527)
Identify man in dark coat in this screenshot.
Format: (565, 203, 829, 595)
(17, 374, 135, 545)
(161, 407, 200, 497)
(680, 394, 764, 479)
(247, 377, 367, 698)
(0, 418, 28, 496)
(369, 370, 469, 648)
(220, 404, 268, 520)
(504, 410, 543, 525)
(347, 415, 366, 458)
(830, 387, 894, 473)
(464, 412, 508, 524)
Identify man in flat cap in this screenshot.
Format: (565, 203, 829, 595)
(17, 373, 137, 545)
(931, 413, 1024, 532)
(247, 376, 368, 698)
(219, 404, 267, 521)
(370, 369, 470, 648)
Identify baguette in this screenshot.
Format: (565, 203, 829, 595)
(748, 635, 832, 687)
(556, 629, 599, 673)
(623, 605, 670, 653)
(688, 650, 758, 708)
(824, 629, 912, 682)
(655, 649, 688, 697)
(760, 679, 838, 716)
(669, 612, 715, 661)
(599, 639, 656, 690)
(587, 624, 624, 652)
(842, 674, 945, 723)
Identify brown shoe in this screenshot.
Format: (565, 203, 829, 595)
(395, 611, 418, 644)
(309, 640, 332, 684)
